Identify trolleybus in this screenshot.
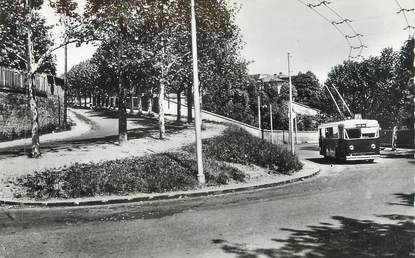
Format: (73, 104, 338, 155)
(318, 119, 380, 161)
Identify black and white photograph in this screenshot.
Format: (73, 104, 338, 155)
(0, 0, 414, 257)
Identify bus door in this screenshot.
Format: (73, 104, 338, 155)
(336, 125, 348, 158)
(324, 127, 339, 158)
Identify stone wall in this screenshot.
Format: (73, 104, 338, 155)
(0, 88, 64, 142)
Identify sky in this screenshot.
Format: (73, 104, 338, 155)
(41, 0, 414, 83)
(233, 0, 414, 81)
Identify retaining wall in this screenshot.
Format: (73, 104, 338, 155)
(0, 67, 64, 142)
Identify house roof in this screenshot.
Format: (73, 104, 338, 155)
(292, 101, 319, 116)
(250, 73, 287, 83)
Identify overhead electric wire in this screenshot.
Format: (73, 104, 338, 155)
(323, 3, 365, 57)
(296, 0, 366, 60)
(394, 0, 415, 37)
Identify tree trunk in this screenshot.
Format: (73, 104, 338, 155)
(136, 86, 142, 114)
(26, 0, 40, 158)
(84, 94, 87, 107)
(58, 94, 61, 127)
(148, 89, 153, 115)
(159, 78, 166, 139)
(187, 84, 193, 123)
(129, 91, 134, 114)
(96, 95, 100, 108)
(177, 91, 181, 122)
(118, 87, 127, 145)
(28, 76, 41, 158)
(92, 94, 96, 107)
(77, 91, 81, 106)
(118, 25, 128, 146)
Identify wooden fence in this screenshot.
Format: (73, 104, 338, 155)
(0, 66, 63, 97)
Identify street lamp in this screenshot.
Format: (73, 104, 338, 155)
(191, 0, 205, 184)
(258, 85, 262, 138)
(257, 83, 264, 139)
(288, 52, 295, 154)
(270, 104, 274, 144)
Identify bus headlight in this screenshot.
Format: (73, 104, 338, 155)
(349, 145, 354, 150)
(371, 143, 376, 149)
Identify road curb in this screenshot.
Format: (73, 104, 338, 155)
(0, 168, 320, 208)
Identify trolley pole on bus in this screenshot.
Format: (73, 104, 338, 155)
(288, 52, 295, 154)
(191, 0, 205, 184)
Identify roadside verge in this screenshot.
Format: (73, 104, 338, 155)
(0, 161, 319, 207)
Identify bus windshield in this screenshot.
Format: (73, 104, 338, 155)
(345, 127, 378, 139)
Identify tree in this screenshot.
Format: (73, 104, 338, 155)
(49, 0, 79, 129)
(142, 0, 191, 139)
(191, 1, 254, 125)
(292, 71, 323, 109)
(324, 41, 413, 129)
(66, 60, 98, 106)
(0, 0, 56, 74)
(1, 0, 82, 157)
(83, 0, 149, 145)
(394, 39, 414, 130)
(70, 0, 257, 138)
(1, 0, 56, 158)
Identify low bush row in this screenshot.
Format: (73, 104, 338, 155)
(184, 126, 303, 174)
(12, 152, 245, 200)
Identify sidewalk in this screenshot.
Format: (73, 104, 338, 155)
(0, 160, 319, 207)
(380, 147, 415, 158)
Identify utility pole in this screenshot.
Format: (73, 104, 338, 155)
(413, 34, 415, 158)
(63, 41, 68, 129)
(191, 0, 205, 184)
(270, 104, 273, 144)
(288, 52, 295, 154)
(258, 95, 261, 138)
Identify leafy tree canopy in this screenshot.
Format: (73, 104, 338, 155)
(324, 39, 414, 129)
(0, 0, 56, 74)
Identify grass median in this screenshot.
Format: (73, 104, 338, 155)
(10, 126, 303, 200)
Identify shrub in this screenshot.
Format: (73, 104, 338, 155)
(184, 126, 303, 174)
(11, 152, 245, 200)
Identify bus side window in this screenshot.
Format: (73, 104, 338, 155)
(338, 126, 344, 139)
(333, 127, 339, 138)
(325, 127, 333, 138)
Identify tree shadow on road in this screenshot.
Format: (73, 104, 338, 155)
(212, 214, 415, 258)
(388, 193, 414, 207)
(0, 121, 187, 159)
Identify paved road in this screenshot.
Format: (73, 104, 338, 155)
(0, 108, 174, 160)
(0, 146, 413, 258)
